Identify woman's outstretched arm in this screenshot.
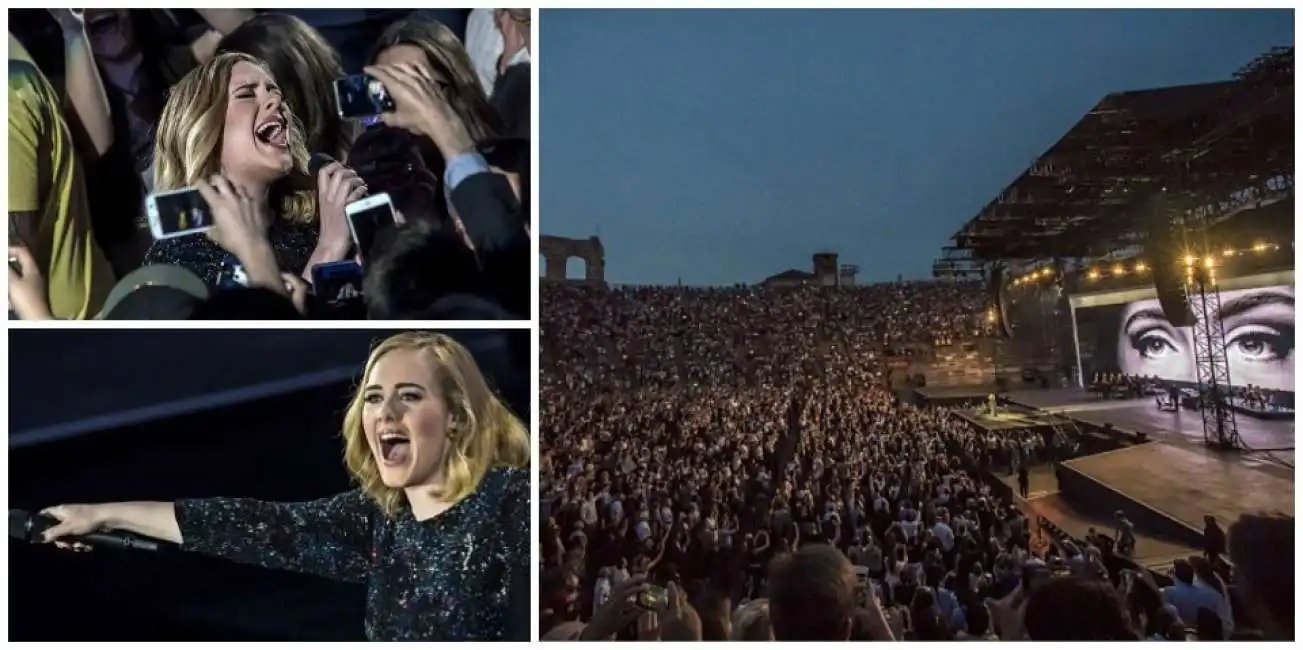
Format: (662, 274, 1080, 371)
(43, 491, 376, 584)
(174, 490, 376, 583)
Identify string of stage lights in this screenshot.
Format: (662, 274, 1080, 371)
(1008, 240, 1289, 287)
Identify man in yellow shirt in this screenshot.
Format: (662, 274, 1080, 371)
(9, 33, 114, 319)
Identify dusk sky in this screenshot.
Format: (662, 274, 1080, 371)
(540, 9, 1292, 286)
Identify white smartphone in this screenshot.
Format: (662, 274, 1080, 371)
(145, 187, 213, 240)
(345, 192, 396, 260)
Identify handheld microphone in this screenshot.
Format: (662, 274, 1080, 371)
(9, 509, 160, 552)
(308, 153, 336, 178)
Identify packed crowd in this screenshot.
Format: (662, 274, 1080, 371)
(541, 280, 1293, 641)
(9, 9, 529, 321)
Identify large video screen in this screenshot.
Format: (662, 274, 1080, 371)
(1074, 284, 1294, 392)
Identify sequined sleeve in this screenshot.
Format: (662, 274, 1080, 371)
(142, 236, 227, 287)
(174, 490, 376, 584)
(496, 467, 532, 641)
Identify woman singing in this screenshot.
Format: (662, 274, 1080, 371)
(38, 331, 532, 641)
(143, 52, 363, 287)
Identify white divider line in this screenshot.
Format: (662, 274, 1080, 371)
(9, 366, 361, 451)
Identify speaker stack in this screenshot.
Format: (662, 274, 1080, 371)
(988, 265, 1014, 339)
(1144, 193, 1195, 327)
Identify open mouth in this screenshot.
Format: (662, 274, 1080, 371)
(378, 432, 411, 466)
(254, 116, 288, 149)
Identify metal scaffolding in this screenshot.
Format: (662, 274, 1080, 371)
(1185, 264, 1242, 450)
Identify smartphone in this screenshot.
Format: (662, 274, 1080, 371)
(333, 73, 396, 120)
(636, 585, 668, 610)
(146, 187, 213, 240)
(345, 192, 397, 260)
(310, 260, 364, 304)
(216, 254, 249, 290)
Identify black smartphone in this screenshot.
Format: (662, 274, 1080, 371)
(310, 260, 364, 304)
(333, 73, 396, 120)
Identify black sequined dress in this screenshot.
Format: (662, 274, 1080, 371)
(173, 466, 531, 641)
(142, 219, 319, 288)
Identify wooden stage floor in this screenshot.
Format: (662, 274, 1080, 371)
(1064, 443, 1294, 533)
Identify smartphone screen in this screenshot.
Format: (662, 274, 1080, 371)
(148, 188, 212, 239)
(334, 74, 396, 119)
(310, 260, 364, 304)
(636, 585, 668, 610)
(347, 196, 396, 259)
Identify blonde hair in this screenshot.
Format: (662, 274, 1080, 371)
(153, 52, 317, 224)
(342, 331, 530, 516)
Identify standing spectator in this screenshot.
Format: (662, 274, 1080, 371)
(9, 33, 115, 319)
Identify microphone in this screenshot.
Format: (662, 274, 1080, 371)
(9, 509, 160, 552)
(308, 153, 336, 178)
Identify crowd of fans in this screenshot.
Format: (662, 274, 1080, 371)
(9, 9, 529, 321)
(541, 280, 1293, 641)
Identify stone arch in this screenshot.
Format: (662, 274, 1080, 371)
(540, 235, 605, 284)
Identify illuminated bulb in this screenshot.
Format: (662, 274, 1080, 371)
(1223, 249, 1235, 257)
(1184, 255, 1196, 266)
(1204, 257, 1215, 269)
(1134, 262, 1147, 272)
(1087, 270, 1100, 280)
(1253, 243, 1266, 252)
(1113, 264, 1125, 275)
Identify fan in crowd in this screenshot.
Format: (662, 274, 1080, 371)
(8, 8, 530, 321)
(539, 281, 1293, 641)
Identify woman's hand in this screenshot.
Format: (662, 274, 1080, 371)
(39, 504, 110, 551)
(197, 175, 272, 260)
(8, 246, 54, 321)
(46, 9, 86, 34)
(314, 162, 365, 261)
(281, 273, 310, 316)
(364, 64, 476, 162)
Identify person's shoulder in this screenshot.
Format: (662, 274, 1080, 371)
(480, 465, 530, 503)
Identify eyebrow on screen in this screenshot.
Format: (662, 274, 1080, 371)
(1122, 307, 1171, 333)
(1218, 291, 1294, 322)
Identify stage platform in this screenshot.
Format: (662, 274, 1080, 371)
(1057, 443, 1295, 549)
(1001, 388, 1294, 466)
(952, 406, 1062, 432)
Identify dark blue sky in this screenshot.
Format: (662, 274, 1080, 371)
(541, 9, 1292, 285)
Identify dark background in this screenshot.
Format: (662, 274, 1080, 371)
(1073, 302, 1126, 379)
(8, 328, 529, 641)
